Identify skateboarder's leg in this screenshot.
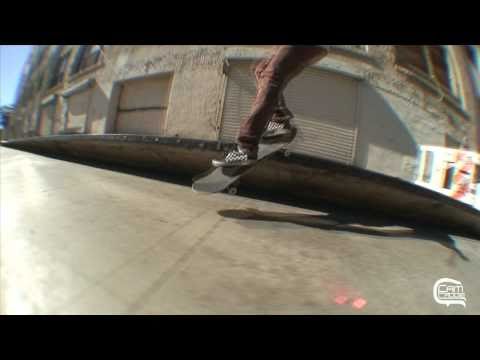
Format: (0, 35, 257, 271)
(252, 53, 293, 125)
(238, 45, 329, 151)
(212, 46, 328, 167)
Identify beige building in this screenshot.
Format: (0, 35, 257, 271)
(5, 45, 480, 181)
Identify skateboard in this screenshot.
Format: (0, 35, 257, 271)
(192, 138, 293, 195)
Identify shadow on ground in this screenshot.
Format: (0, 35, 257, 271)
(218, 207, 471, 262)
(5, 145, 477, 262)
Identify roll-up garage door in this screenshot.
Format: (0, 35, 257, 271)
(39, 102, 55, 136)
(115, 74, 172, 135)
(66, 89, 91, 133)
(219, 60, 359, 164)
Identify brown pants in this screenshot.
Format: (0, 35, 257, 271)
(237, 45, 329, 149)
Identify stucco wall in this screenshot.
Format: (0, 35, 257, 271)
(6, 45, 478, 182)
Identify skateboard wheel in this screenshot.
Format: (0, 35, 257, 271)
(284, 150, 291, 157)
(227, 186, 238, 195)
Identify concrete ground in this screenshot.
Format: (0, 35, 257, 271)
(1, 146, 479, 315)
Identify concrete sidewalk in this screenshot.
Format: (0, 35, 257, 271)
(1, 146, 479, 314)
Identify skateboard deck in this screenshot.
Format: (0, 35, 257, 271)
(192, 141, 290, 194)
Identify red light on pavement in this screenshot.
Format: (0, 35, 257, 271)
(334, 295, 349, 305)
(352, 297, 367, 309)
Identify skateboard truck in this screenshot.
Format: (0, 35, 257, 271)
(222, 149, 291, 196)
(192, 134, 296, 195)
(226, 185, 238, 195)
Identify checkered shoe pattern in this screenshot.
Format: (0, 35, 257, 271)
(212, 145, 258, 167)
(266, 120, 285, 132)
(225, 148, 249, 163)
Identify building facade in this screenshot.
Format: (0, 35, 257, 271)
(4, 45, 480, 181)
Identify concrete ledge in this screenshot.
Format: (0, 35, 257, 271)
(3, 134, 480, 239)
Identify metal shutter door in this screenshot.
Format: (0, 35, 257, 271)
(116, 110, 165, 135)
(67, 89, 91, 133)
(219, 62, 256, 142)
(24, 101, 34, 134)
(119, 76, 171, 110)
(284, 68, 358, 164)
(220, 60, 359, 164)
(115, 75, 171, 135)
(39, 103, 55, 135)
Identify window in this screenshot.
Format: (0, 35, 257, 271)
(33, 72, 45, 92)
(332, 45, 369, 55)
(395, 46, 456, 95)
(445, 134, 462, 149)
(422, 151, 434, 183)
(395, 46, 429, 74)
(30, 46, 49, 72)
(339, 45, 368, 51)
(428, 46, 450, 90)
(465, 46, 476, 66)
(443, 165, 455, 189)
(20, 83, 34, 104)
(71, 45, 104, 75)
(49, 52, 70, 88)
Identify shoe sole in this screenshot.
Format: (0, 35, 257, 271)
(261, 127, 297, 144)
(211, 159, 257, 168)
